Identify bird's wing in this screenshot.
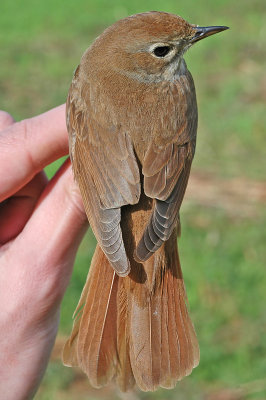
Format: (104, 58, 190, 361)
(135, 122, 197, 262)
(67, 73, 140, 276)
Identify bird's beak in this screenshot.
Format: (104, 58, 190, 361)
(190, 25, 229, 44)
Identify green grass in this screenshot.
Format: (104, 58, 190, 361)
(1, 0, 266, 398)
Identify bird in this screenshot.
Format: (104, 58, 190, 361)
(62, 11, 228, 392)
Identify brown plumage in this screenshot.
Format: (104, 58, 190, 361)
(63, 11, 228, 391)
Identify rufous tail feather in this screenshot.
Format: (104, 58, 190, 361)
(63, 231, 199, 391)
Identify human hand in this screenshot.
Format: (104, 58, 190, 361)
(0, 105, 87, 399)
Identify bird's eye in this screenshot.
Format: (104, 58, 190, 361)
(153, 46, 171, 57)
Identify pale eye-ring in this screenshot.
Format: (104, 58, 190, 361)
(153, 45, 171, 58)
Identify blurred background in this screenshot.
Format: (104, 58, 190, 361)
(1, 0, 266, 399)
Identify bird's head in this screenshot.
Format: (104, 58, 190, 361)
(84, 11, 228, 83)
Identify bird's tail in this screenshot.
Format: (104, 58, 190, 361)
(63, 233, 199, 391)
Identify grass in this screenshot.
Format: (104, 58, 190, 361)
(1, 0, 266, 398)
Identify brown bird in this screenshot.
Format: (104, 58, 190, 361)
(63, 11, 228, 391)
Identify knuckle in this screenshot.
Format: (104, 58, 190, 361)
(66, 173, 87, 222)
(0, 111, 15, 130)
(16, 118, 36, 171)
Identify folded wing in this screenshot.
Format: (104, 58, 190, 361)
(67, 70, 140, 276)
(135, 138, 196, 262)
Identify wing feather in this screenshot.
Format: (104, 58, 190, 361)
(136, 140, 196, 263)
(135, 146, 193, 262)
(67, 70, 140, 276)
(134, 69, 197, 262)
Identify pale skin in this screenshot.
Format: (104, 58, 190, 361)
(0, 104, 87, 400)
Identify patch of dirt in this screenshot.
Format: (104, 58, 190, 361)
(206, 378, 266, 400)
(185, 171, 266, 217)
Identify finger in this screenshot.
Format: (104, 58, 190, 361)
(0, 104, 68, 202)
(0, 171, 48, 244)
(6, 159, 88, 303)
(0, 111, 15, 130)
